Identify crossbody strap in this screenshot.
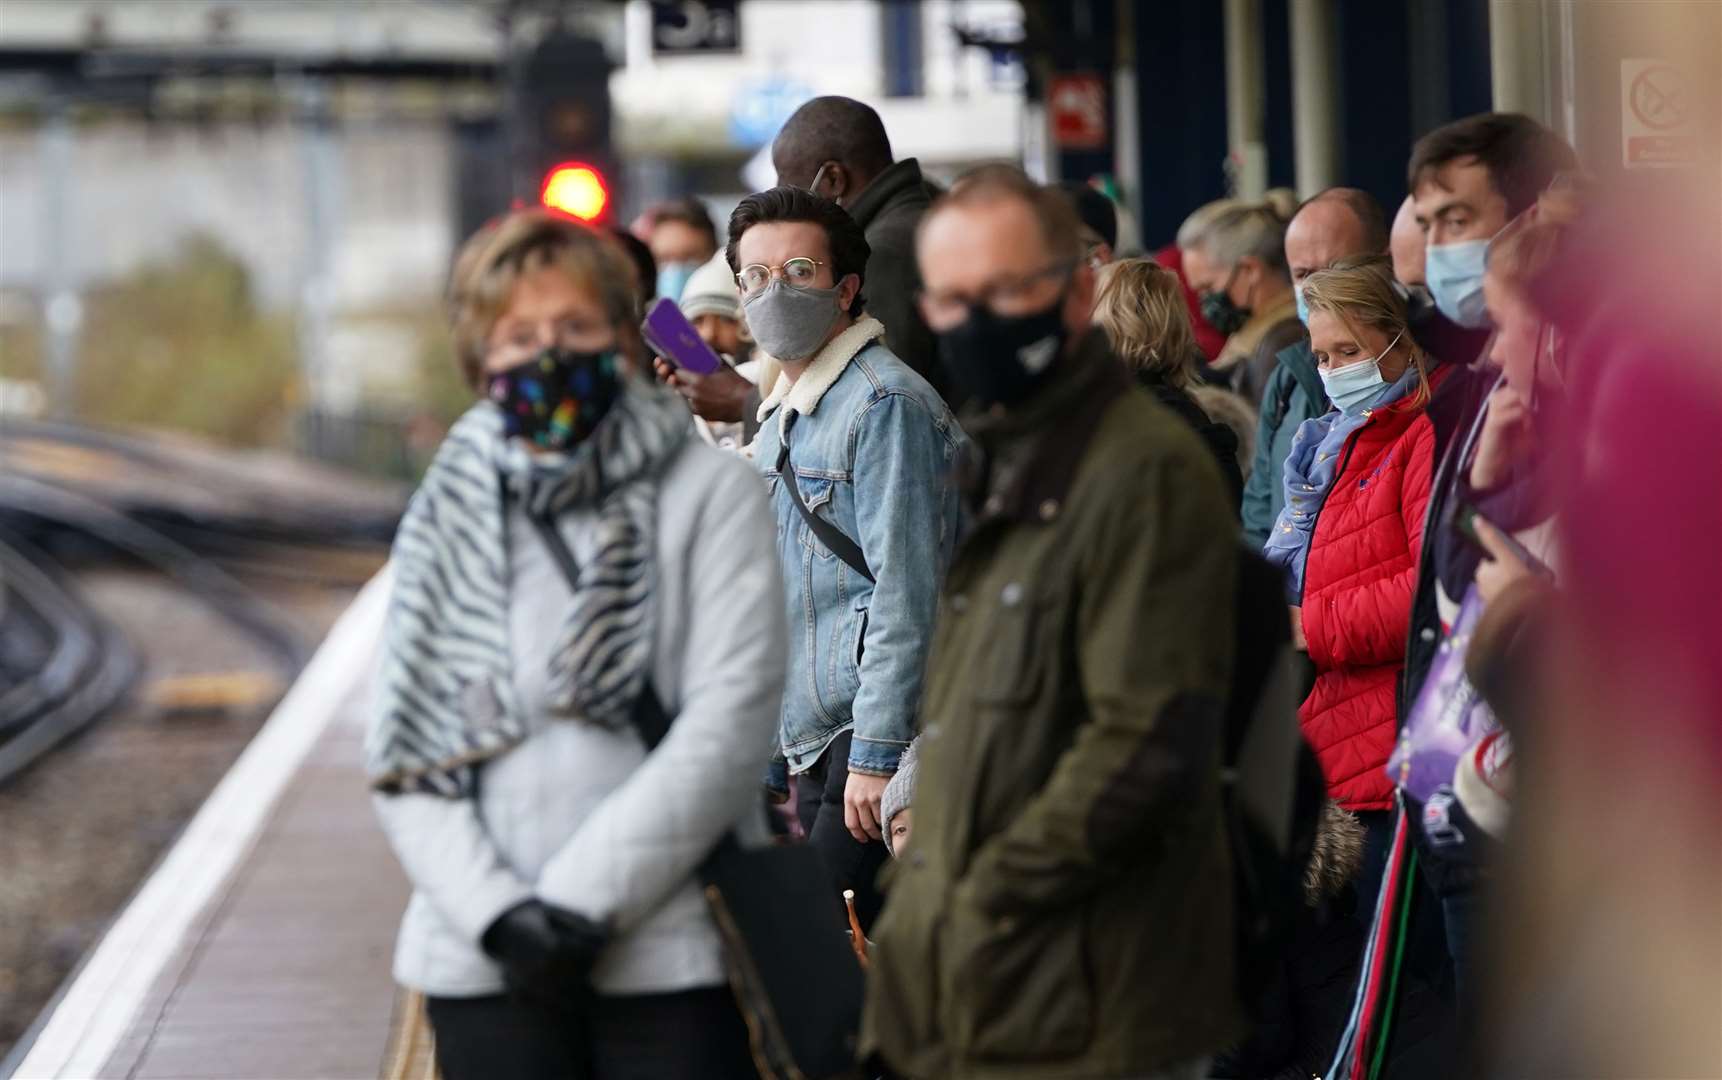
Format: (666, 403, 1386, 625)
(525, 511, 671, 748)
(526, 507, 742, 863)
(774, 410, 875, 583)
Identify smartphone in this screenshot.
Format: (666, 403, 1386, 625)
(1453, 503, 1553, 578)
(641, 298, 723, 376)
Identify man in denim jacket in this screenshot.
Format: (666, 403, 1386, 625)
(729, 187, 964, 927)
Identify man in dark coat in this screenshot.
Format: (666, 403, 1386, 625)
(861, 164, 1241, 1080)
(772, 95, 945, 401)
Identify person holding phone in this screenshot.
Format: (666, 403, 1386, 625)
(1262, 256, 1448, 904)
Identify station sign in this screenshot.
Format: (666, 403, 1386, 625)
(653, 1, 741, 55)
(1621, 59, 1696, 169)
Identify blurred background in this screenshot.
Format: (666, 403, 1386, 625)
(0, 0, 1717, 1069)
(2, 0, 1712, 475)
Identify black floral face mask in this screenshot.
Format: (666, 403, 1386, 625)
(487, 346, 623, 452)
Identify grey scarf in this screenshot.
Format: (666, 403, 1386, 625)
(366, 379, 691, 797)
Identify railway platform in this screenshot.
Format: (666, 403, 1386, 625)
(8, 571, 415, 1080)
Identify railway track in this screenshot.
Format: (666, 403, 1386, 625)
(0, 532, 138, 785)
(0, 424, 404, 787)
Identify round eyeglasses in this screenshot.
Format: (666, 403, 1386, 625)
(737, 257, 826, 296)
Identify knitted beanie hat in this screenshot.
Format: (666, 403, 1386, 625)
(678, 253, 742, 322)
(880, 736, 922, 855)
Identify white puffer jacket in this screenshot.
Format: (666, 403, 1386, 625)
(370, 439, 787, 998)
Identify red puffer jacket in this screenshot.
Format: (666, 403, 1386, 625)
(1300, 380, 1442, 810)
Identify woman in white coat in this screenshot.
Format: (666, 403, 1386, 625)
(366, 208, 786, 1079)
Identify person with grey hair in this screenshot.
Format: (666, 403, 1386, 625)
(1180, 191, 1302, 405)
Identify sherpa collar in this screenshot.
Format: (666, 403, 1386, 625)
(756, 316, 886, 422)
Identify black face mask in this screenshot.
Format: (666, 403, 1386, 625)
(1199, 265, 1250, 335)
(936, 293, 1070, 409)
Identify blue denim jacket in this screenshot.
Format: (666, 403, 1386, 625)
(752, 318, 965, 779)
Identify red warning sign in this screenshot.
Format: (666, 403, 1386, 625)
(1050, 74, 1108, 151)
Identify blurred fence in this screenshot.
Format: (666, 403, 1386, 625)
(294, 406, 430, 483)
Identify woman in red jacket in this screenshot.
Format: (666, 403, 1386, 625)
(1263, 257, 1444, 882)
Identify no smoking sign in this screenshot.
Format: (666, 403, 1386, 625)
(1621, 59, 1696, 168)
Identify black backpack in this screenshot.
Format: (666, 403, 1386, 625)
(1221, 546, 1328, 1021)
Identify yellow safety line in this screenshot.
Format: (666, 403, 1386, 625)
(379, 988, 439, 1080)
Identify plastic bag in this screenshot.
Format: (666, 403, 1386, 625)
(1388, 584, 1501, 802)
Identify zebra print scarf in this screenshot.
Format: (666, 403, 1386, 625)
(367, 379, 692, 797)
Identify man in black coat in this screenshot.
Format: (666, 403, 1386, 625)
(772, 96, 945, 402)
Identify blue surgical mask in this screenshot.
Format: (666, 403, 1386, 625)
(655, 261, 698, 303)
(1320, 331, 1403, 416)
(1425, 238, 1492, 329)
(1295, 285, 1311, 326)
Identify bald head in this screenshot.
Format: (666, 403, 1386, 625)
(1390, 195, 1425, 286)
(1284, 188, 1385, 287)
(772, 96, 894, 204)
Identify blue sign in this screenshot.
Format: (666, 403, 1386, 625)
(729, 77, 816, 149)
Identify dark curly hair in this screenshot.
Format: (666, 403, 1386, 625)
(725, 187, 871, 317)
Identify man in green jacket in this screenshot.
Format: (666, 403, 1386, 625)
(860, 166, 1243, 1079)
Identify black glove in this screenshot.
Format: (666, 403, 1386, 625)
(481, 900, 608, 1006)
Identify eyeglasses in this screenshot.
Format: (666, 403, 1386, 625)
(917, 259, 1078, 330)
(736, 257, 826, 297)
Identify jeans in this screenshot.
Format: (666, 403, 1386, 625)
(796, 729, 888, 932)
(425, 987, 755, 1080)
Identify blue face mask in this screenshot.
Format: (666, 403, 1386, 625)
(1425, 238, 1492, 329)
(655, 261, 698, 303)
(1320, 331, 1403, 416)
(1295, 285, 1311, 326)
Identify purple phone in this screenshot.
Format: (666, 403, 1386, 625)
(642, 298, 723, 375)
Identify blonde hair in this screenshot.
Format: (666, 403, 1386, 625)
(1301, 255, 1432, 408)
(447, 209, 643, 391)
(1092, 259, 1200, 388)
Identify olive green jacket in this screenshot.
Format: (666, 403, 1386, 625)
(861, 335, 1245, 1079)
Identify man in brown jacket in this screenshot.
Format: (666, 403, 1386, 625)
(860, 167, 1244, 1079)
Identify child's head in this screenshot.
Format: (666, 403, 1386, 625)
(880, 737, 921, 857)
(888, 808, 913, 855)
(678, 252, 747, 359)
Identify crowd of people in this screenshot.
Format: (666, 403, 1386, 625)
(362, 93, 1721, 1079)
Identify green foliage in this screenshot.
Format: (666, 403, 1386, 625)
(411, 309, 477, 426)
(72, 233, 299, 446)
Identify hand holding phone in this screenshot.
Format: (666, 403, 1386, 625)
(1455, 505, 1553, 603)
(641, 298, 722, 376)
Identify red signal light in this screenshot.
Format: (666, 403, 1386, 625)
(540, 162, 609, 222)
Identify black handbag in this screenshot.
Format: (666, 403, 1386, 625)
(527, 512, 865, 1080)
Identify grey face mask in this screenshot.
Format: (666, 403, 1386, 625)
(742, 279, 842, 360)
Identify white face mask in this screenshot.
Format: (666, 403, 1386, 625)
(1319, 330, 1403, 416)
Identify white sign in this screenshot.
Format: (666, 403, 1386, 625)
(1621, 59, 1696, 169)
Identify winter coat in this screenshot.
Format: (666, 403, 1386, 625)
(753, 317, 965, 782)
(1242, 339, 1327, 548)
(1136, 367, 1243, 508)
(372, 441, 787, 997)
(1213, 293, 1301, 406)
(861, 334, 1244, 1079)
(845, 158, 941, 398)
(1285, 370, 1445, 811)
(1395, 312, 1494, 714)
(1152, 244, 1228, 362)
